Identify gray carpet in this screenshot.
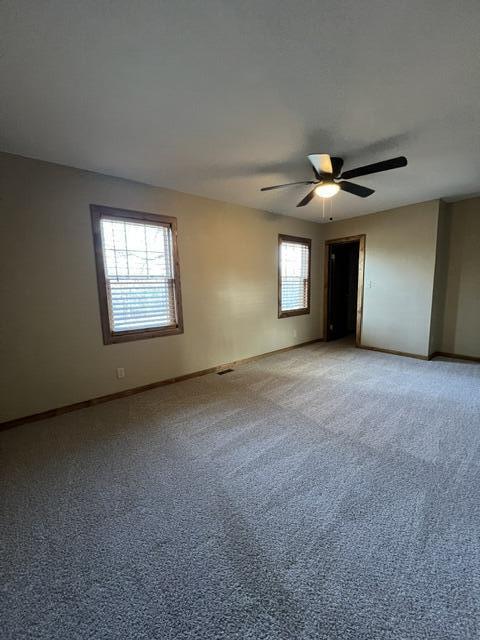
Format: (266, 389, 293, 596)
(1, 340, 480, 639)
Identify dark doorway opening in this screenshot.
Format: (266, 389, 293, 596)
(324, 235, 365, 345)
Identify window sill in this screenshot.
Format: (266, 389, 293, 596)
(278, 308, 310, 319)
(102, 324, 184, 345)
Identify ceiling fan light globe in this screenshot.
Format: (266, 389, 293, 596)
(314, 183, 340, 198)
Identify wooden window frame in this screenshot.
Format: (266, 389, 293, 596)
(278, 234, 312, 319)
(90, 204, 184, 344)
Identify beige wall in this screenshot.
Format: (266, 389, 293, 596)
(0, 153, 323, 422)
(429, 200, 450, 354)
(323, 201, 441, 357)
(438, 198, 480, 357)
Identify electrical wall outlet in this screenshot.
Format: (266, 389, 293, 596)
(116, 367, 125, 379)
(293, 328, 298, 338)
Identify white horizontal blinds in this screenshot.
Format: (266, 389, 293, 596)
(100, 218, 177, 332)
(280, 240, 309, 311)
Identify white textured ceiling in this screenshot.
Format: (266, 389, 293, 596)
(1, 0, 479, 221)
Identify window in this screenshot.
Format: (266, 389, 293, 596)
(91, 205, 183, 344)
(278, 234, 311, 318)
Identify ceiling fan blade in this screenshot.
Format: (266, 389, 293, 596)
(260, 180, 315, 191)
(296, 188, 317, 207)
(340, 156, 407, 180)
(308, 154, 332, 178)
(339, 181, 375, 198)
(330, 156, 344, 178)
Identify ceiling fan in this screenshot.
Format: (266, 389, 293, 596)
(260, 154, 408, 207)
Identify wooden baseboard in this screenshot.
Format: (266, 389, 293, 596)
(0, 338, 324, 431)
(360, 345, 480, 364)
(430, 351, 480, 363)
(358, 344, 430, 361)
